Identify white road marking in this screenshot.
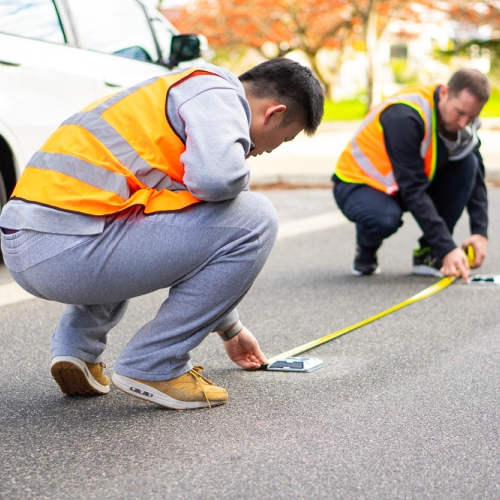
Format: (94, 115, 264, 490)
(0, 281, 37, 307)
(277, 211, 348, 240)
(0, 211, 346, 307)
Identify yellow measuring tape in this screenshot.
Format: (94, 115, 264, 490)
(467, 245, 475, 267)
(267, 276, 456, 364)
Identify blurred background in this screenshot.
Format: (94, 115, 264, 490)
(162, 0, 500, 118)
(2, 0, 500, 202)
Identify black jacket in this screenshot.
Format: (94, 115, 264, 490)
(377, 87, 488, 257)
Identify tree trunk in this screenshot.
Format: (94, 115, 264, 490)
(365, 7, 379, 110)
(306, 52, 329, 99)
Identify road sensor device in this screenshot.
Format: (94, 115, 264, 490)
(264, 357, 324, 372)
(467, 274, 500, 286)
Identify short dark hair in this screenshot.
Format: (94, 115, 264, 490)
(239, 58, 324, 136)
(448, 68, 491, 103)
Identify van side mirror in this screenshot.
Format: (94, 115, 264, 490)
(167, 34, 201, 68)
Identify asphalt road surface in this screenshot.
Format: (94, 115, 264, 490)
(1, 188, 499, 499)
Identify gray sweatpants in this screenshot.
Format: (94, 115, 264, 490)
(1, 192, 278, 380)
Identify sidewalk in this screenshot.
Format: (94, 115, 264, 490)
(248, 118, 500, 186)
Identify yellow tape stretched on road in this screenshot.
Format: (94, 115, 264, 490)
(267, 276, 456, 364)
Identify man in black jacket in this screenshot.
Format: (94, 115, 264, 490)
(333, 68, 489, 281)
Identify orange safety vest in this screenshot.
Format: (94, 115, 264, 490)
(12, 68, 219, 215)
(334, 84, 439, 194)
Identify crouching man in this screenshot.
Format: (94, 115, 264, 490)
(0, 58, 324, 409)
(333, 68, 489, 280)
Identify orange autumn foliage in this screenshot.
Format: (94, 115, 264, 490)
(170, 0, 353, 54)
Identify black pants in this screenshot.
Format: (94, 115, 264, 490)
(333, 154, 478, 250)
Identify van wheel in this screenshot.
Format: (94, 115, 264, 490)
(0, 173, 7, 210)
(0, 173, 6, 263)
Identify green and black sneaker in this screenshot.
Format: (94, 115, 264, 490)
(412, 247, 443, 277)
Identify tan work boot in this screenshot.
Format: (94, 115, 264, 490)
(112, 366, 228, 409)
(51, 356, 110, 395)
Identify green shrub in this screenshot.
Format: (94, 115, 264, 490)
(323, 99, 367, 121)
(323, 87, 500, 122)
(480, 88, 500, 117)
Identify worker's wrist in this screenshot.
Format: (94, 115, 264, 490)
(217, 320, 243, 342)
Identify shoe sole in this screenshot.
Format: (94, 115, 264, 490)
(412, 265, 443, 277)
(50, 356, 110, 395)
(112, 372, 226, 410)
(351, 265, 381, 276)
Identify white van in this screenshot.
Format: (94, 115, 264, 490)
(0, 0, 208, 209)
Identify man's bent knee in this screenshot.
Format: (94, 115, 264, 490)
(233, 192, 279, 244)
(358, 212, 402, 243)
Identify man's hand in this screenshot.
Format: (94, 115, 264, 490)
(441, 247, 469, 281)
(222, 326, 267, 370)
(462, 234, 487, 268)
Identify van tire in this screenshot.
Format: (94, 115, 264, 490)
(0, 173, 6, 263)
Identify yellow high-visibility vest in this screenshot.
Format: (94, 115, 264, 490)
(335, 84, 439, 194)
(12, 68, 219, 215)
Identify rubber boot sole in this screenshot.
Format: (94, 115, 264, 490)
(51, 356, 110, 395)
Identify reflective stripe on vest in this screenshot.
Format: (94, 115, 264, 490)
(335, 85, 438, 194)
(12, 68, 216, 215)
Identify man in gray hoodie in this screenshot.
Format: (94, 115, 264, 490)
(0, 58, 324, 409)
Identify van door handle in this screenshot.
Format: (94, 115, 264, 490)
(104, 80, 122, 88)
(0, 59, 20, 67)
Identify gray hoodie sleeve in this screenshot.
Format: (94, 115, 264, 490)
(167, 69, 252, 202)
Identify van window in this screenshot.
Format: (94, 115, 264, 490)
(67, 0, 159, 63)
(0, 0, 65, 43)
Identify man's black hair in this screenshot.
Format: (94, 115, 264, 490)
(239, 58, 324, 136)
